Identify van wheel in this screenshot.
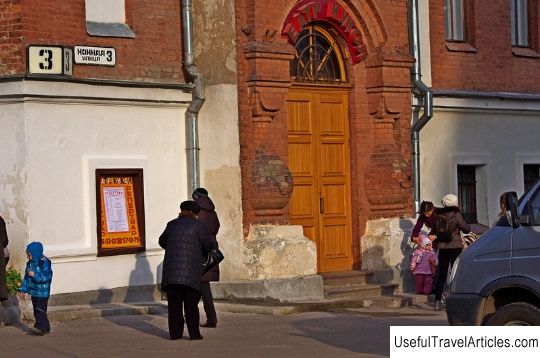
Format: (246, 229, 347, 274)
(484, 303, 540, 326)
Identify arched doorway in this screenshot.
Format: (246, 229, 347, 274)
(287, 25, 353, 273)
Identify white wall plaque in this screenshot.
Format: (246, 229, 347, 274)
(74, 46, 116, 66)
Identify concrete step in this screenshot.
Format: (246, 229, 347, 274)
(359, 294, 432, 308)
(324, 283, 398, 300)
(47, 302, 169, 322)
(321, 270, 374, 286)
(35, 293, 437, 323)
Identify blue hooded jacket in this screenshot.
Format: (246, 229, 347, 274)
(20, 242, 53, 298)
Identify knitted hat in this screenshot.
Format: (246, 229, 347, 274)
(192, 187, 209, 200)
(180, 200, 200, 214)
(442, 193, 458, 207)
(421, 237, 432, 248)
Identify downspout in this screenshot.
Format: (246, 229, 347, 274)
(409, 0, 433, 213)
(182, 0, 205, 194)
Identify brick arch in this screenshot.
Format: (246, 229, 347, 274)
(281, 0, 388, 64)
(339, 0, 388, 49)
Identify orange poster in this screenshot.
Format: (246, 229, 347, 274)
(99, 176, 141, 250)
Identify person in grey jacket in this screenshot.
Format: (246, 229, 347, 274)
(192, 188, 220, 328)
(433, 194, 471, 311)
(159, 200, 215, 340)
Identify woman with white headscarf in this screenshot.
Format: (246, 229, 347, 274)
(433, 194, 471, 311)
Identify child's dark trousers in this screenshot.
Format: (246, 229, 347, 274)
(32, 296, 50, 332)
(415, 273, 434, 295)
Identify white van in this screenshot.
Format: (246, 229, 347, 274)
(446, 185, 540, 325)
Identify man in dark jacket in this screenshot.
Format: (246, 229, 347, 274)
(0, 215, 9, 301)
(433, 194, 471, 311)
(159, 200, 215, 340)
(192, 188, 220, 328)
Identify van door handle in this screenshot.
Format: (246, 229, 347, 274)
(320, 195, 324, 214)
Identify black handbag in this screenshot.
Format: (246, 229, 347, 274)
(202, 248, 224, 275)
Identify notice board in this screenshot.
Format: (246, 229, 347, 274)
(96, 169, 145, 256)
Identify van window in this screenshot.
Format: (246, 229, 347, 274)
(525, 188, 540, 225)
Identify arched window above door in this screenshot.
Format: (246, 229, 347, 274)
(291, 25, 347, 84)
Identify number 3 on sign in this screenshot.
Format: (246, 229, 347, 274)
(28, 46, 64, 75)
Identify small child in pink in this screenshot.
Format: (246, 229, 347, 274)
(410, 234, 438, 295)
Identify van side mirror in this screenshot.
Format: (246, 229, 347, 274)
(501, 191, 519, 228)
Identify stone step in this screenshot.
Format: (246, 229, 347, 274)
(321, 270, 374, 287)
(359, 294, 431, 309)
(324, 283, 398, 300)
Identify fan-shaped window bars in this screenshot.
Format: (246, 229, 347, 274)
(291, 25, 347, 84)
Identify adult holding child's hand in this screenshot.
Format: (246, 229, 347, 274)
(411, 201, 437, 247)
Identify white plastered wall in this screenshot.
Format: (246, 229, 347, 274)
(0, 80, 194, 294)
(419, 99, 540, 226)
(198, 84, 246, 280)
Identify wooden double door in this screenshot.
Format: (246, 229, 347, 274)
(287, 86, 353, 273)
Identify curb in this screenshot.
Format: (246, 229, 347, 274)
(42, 293, 432, 322)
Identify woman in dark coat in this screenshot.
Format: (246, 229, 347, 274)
(159, 200, 215, 340)
(433, 194, 471, 311)
(192, 188, 220, 328)
(0, 215, 9, 301)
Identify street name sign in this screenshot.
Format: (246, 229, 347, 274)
(74, 46, 116, 66)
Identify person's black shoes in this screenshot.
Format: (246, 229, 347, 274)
(190, 335, 203, 340)
(200, 322, 217, 328)
(28, 327, 49, 336)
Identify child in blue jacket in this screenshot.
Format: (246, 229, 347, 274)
(19, 241, 53, 335)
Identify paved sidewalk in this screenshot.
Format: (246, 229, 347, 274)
(2, 303, 448, 358)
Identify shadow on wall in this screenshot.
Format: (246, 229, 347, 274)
(360, 218, 417, 292)
(85, 254, 159, 305)
(399, 220, 416, 293)
(126, 254, 155, 302)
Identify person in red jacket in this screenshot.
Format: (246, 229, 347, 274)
(192, 188, 221, 328)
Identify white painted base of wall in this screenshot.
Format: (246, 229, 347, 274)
(361, 218, 417, 292)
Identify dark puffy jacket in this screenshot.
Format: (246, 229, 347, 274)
(434, 206, 471, 249)
(194, 196, 221, 282)
(159, 212, 215, 292)
(0, 216, 8, 299)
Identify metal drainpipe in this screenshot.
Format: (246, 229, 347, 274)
(182, 0, 205, 195)
(409, 0, 433, 213)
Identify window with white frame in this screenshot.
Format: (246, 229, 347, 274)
(511, 0, 529, 47)
(85, 0, 134, 38)
(445, 0, 466, 41)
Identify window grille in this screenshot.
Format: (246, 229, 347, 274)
(458, 165, 478, 224)
(291, 25, 346, 84)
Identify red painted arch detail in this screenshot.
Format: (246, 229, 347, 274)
(281, 0, 367, 64)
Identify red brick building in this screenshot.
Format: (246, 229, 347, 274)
(0, 0, 418, 301)
(0, 0, 195, 297)
(417, 0, 540, 226)
(235, 0, 414, 273)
